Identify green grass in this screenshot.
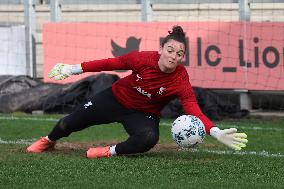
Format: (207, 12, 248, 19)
(0, 114, 283, 189)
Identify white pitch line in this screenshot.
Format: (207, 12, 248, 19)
(0, 138, 36, 145)
(0, 116, 58, 122)
(0, 138, 283, 158)
(160, 123, 284, 131)
(188, 149, 284, 158)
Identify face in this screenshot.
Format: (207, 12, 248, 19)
(158, 39, 185, 73)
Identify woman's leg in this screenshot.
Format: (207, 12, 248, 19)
(47, 87, 132, 141)
(86, 112, 160, 158)
(115, 113, 160, 155)
(27, 87, 133, 153)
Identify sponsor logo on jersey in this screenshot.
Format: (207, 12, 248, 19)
(133, 86, 151, 99)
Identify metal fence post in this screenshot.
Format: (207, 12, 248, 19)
(24, 0, 37, 78)
(238, 0, 252, 111)
(50, 0, 62, 22)
(141, 0, 153, 22)
(239, 0, 251, 21)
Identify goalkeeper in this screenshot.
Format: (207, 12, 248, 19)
(27, 26, 248, 158)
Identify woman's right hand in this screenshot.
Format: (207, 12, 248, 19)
(48, 63, 83, 80)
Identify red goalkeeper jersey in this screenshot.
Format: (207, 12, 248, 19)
(81, 51, 214, 133)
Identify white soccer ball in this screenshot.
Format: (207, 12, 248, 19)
(171, 115, 206, 148)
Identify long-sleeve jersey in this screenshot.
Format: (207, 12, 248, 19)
(81, 51, 214, 133)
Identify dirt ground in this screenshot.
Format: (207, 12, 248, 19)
(54, 141, 178, 153)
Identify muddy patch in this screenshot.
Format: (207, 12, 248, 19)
(52, 141, 179, 153)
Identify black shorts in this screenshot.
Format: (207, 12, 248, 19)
(62, 87, 160, 136)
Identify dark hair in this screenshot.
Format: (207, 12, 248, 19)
(161, 25, 187, 50)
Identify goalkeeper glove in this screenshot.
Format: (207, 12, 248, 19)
(210, 127, 248, 150)
(48, 63, 83, 80)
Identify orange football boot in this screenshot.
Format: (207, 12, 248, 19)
(26, 137, 56, 153)
(86, 146, 111, 158)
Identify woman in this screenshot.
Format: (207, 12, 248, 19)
(27, 26, 247, 158)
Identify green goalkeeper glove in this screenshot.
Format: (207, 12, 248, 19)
(210, 127, 248, 150)
(48, 63, 83, 80)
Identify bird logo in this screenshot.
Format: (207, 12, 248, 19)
(111, 36, 141, 57)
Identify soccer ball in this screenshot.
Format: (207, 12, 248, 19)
(171, 115, 206, 148)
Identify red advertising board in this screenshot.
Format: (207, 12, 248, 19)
(43, 22, 284, 90)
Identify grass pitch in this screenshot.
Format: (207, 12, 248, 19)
(0, 113, 283, 189)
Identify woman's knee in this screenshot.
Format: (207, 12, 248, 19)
(56, 117, 77, 135)
(136, 130, 159, 152)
